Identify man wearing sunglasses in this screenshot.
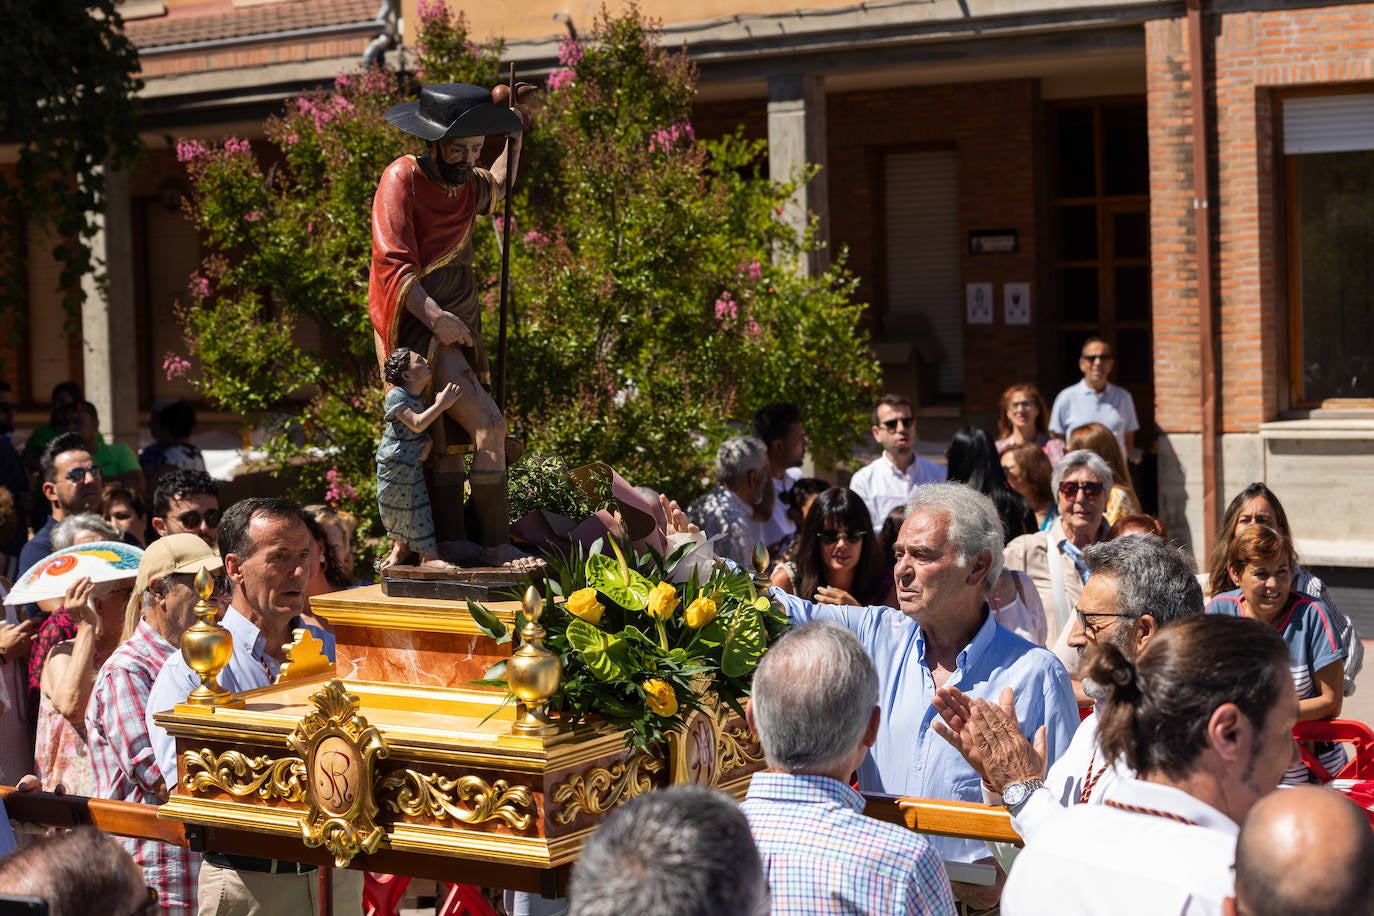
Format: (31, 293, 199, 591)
(850, 394, 947, 534)
(17, 432, 105, 579)
(151, 469, 221, 549)
(1048, 337, 1139, 458)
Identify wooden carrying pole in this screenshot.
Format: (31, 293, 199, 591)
(495, 62, 516, 411)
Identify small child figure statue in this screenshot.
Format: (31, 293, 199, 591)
(378, 347, 464, 569)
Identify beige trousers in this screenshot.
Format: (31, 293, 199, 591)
(196, 861, 364, 916)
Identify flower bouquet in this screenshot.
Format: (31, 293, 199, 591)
(466, 536, 789, 753)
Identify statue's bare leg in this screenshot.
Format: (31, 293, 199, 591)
(432, 345, 544, 570)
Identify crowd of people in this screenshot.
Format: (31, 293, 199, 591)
(1, 338, 1372, 915)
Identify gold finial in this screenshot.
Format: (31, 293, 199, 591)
(506, 585, 562, 736)
(181, 567, 235, 705)
(752, 541, 770, 577)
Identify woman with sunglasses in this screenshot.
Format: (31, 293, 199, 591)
(768, 487, 894, 607)
(1206, 524, 1345, 783)
(1005, 450, 1114, 699)
(1205, 482, 1362, 696)
(1067, 421, 1141, 526)
(995, 383, 1065, 464)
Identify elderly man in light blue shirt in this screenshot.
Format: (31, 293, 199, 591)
(773, 482, 1077, 911)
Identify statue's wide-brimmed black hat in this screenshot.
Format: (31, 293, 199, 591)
(384, 83, 521, 142)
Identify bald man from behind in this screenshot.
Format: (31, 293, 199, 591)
(1229, 785, 1374, 916)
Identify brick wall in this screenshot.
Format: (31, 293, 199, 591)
(1148, 6, 1374, 434)
(696, 80, 1040, 411)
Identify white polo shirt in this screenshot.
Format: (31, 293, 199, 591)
(848, 452, 947, 533)
(1003, 778, 1238, 916)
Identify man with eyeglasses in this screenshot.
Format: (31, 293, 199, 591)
(151, 468, 221, 549)
(88, 534, 227, 914)
(1048, 337, 1140, 458)
(850, 394, 947, 534)
(934, 533, 1202, 846)
(17, 432, 105, 578)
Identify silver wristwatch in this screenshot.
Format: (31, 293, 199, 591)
(1001, 778, 1046, 813)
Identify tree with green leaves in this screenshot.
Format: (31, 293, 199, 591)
(0, 2, 142, 321)
(176, 4, 877, 561)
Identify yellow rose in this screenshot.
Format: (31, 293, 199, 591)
(646, 581, 679, 621)
(565, 588, 604, 625)
(642, 678, 678, 717)
(684, 595, 718, 629)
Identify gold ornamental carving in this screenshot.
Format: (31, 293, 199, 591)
(377, 770, 536, 831)
(285, 679, 390, 867)
(717, 723, 764, 774)
(181, 749, 306, 801)
(276, 628, 335, 683)
(551, 752, 664, 826)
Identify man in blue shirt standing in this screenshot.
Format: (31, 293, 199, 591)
(773, 483, 1077, 911)
(743, 620, 955, 915)
(1048, 337, 1140, 457)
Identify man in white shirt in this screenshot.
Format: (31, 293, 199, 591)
(849, 394, 946, 533)
(999, 615, 1299, 915)
(751, 403, 806, 551)
(935, 533, 1204, 841)
(1048, 337, 1140, 457)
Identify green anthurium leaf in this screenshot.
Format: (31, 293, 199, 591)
(696, 618, 728, 649)
(752, 595, 772, 612)
(483, 660, 507, 680)
(566, 617, 634, 681)
(721, 606, 767, 678)
(467, 599, 508, 640)
(586, 551, 653, 610)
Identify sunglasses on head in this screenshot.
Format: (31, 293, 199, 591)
(63, 464, 102, 483)
(818, 529, 866, 545)
(879, 416, 914, 432)
(1059, 481, 1104, 499)
(174, 508, 221, 529)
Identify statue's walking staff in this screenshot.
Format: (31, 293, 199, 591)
(494, 63, 516, 410)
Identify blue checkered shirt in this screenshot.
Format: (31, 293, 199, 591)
(742, 772, 956, 915)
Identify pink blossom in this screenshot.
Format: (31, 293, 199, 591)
(163, 352, 192, 380)
(334, 72, 353, 92)
(546, 69, 575, 92)
(417, 0, 450, 26)
(741, 260, 763, 282)
(744, 317, 762, 339)
(324, 468, 357, 508)
(523, 229, 550, 246)
(175, 138, 207, 163)
(244, 210, 263, 222)
(282, 132, 300, 146)
(558, 35, 584, 68)
(192, 275, 211, 298)
(648, 120, 695, 153)
(714, 292, 737, 323)
(223, 136, 251, 155)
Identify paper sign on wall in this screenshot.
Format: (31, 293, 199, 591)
(1005, 283, 1031, 325)
(966, 283, 993, 325)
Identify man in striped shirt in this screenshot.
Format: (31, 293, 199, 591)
(87, 534, 225, 915)
(742, 621, 956, 915)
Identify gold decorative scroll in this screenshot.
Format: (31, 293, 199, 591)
(286, 679, 389, 867)
(717, 724, 764, 774)
(551, 752, 664, 826)
(377, 770, 536, 832)
(181, 749, 306, 802)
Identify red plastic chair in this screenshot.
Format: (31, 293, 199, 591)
(437, 883, 500, 916)
(363, 872, 411, 916)
(1293, 719, 1374, 782)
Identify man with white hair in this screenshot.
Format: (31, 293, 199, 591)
(743, 620, 954, 914)
(687, 435, 769, 566)
(772, 483, 1077, 910)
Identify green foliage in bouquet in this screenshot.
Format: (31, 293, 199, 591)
(467, 537, 789, 753)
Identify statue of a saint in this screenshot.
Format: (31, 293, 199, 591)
(369, 83, 531, 567)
